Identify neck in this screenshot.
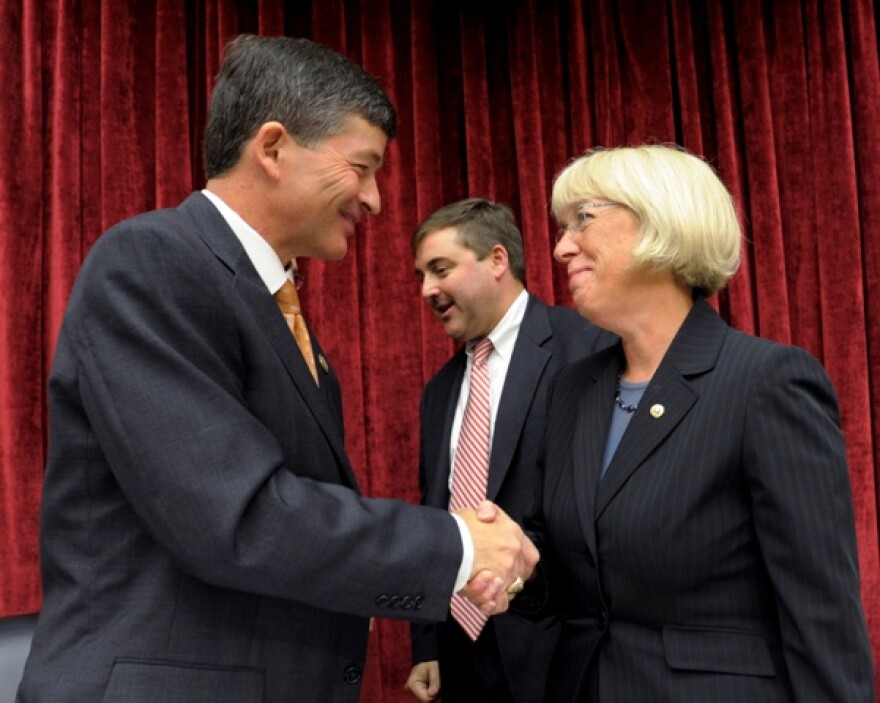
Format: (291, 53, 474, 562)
(619, 286, 694, 382)
(206, 176, 293, 262)
(487, 282, 526, 331)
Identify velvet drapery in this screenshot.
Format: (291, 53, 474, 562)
(2, 1, 878, 700)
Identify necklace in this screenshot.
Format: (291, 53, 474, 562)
(614, 375, 639, 413)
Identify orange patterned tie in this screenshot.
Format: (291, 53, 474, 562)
(275, 280, 319, 384)
(448, 338, 493, 640)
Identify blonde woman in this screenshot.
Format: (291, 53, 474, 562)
(541, 145, 873, 701)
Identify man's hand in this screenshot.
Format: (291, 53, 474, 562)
(405, 661, 441, 701)
(454, 500, 539, 615)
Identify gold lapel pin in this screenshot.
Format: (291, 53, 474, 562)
(318, 354, 329, 374)
(649, 404, 665, 419)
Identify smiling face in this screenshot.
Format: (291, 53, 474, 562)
(274, 115, 388, 262)
(553, 201, 644, 330)
(414, 227, 510, 343)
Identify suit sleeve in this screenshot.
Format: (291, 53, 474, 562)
(410, 387, 444, 663)
(744, 345, 873, 701)
(65, 218, 462, 622)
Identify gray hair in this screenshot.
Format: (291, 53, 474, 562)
(204, 35, 397, 178)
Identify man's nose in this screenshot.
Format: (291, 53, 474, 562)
(360, 175, 381, 215)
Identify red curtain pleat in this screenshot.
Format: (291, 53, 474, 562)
(736, 3, 795, 342)
(849, 3, 880, 610)
(507, 1, 554, 301)
(410, 3, 458, 377)
(155, 0, 192, 209)
(2, 1, 879, 700)
(1, 0, 44, 618)
(806, 0, 880, 629)
(460, 15, 495, 197)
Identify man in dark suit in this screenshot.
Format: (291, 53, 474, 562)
(16, 36, 538, 703)
(405, 199, 613, 702)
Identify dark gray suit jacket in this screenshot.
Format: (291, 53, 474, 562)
(542, 298, 873, 702)
(410, 296, 613, 703)
(17, 193, 463, 703)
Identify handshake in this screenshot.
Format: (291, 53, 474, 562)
(454, 501, 539, 615)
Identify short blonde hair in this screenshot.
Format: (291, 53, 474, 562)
(551, 145, 741, 296)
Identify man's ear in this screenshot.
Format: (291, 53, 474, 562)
(250, 121, 287, 179)
(490, 244, 510, 280)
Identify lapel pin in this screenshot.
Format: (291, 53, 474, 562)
(318, 354, 329, 374)
(649, 404, 665, 419)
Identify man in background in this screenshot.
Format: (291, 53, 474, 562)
(16, 36, 536, 703)
(406, 199, 614, 702)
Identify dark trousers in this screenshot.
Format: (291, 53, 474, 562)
(437, 617, 515, 703)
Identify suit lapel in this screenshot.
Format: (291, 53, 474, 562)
(595, 366, 698, 518)
(572, 352, 619, 561)
(178, 193, 359, 490)
(594, 299, 726, 519)
(486, 297, 551, 499)
(426, 354, 466, 507)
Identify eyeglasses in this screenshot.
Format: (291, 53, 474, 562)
(555, 201, 624, 243)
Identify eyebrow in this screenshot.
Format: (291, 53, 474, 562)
(415, 256, 452, 274)
(360, 150, 383, 169)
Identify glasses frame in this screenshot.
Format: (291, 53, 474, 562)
(556, 201, 624, 243)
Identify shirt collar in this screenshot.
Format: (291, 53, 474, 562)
(467, 289, 529, 361)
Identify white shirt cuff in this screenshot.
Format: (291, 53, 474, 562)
(451, 513, 475, 593)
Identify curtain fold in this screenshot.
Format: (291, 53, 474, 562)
(2, 1, 878, 700)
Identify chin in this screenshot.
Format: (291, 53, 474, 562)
(443, 324, 465, 341)
(572, 299, 594, 320)
(320, 239, 349, 261)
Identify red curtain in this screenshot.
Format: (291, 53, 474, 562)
(2, 1, 878, 700)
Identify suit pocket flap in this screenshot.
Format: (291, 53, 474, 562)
(103, 659, 264, 702)
(662, 626, 775, 676)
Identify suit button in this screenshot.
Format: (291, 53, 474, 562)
(401, 596, 414, 609)
(388, 595, 403, 608)
(413, 595, 424, 610)
(343, 665, 362, 685)
(375, 594, 390, 608)
(597, 610, 608, 631)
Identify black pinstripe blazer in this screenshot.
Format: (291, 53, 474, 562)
(542, 298, 873, 702)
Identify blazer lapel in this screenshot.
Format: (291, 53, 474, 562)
(595, 366, 698, 518)
(430, 356, 466, 507)
(179, 193, 360, 490)
(571, 352, 619, 560)
(595, 299, 726, 519)
(487, 297, 551, 499)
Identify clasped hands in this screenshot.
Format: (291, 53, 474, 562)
(454, 500, 539, 615)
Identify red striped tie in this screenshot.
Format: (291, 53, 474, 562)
(449, 338, 493, 640)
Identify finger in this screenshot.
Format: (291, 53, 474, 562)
(464, 569, 495, 595)
(468, 574, 503, 603)
(517, 537, 540, 579)
(475, 500, 498, 521)
(484, 591, 509, 615)
(405, 676, 431, 702)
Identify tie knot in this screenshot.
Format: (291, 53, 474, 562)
(275, 279, 302, 315)
(472, 338, 493, 364)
